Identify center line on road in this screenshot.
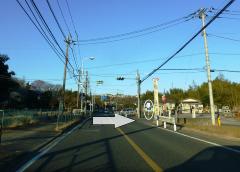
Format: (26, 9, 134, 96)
(117, 128, 163, 172)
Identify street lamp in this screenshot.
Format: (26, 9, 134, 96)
(81, 56, 95, 76)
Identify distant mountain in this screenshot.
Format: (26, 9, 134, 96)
(31, 80, 61, 91)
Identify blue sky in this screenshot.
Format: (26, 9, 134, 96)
(1, 0, 240, 95)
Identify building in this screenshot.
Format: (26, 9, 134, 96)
(179, 98, 203, 114)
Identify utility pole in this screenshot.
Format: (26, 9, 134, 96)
(84, 71, 88, 116)
(91, 91, 94, 113)
(199, 9, 215, 125)
(57, 35, 70, 129)
(80, 70, 84, 113)
(137, 70, 141, 118)
(76, 69, 81, 108)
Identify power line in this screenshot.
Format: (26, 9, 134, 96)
(90, 68, 204, 77)
(78, 18, 193, 45)
(156, 71, 205, 75)
(86, 52, 240, 70)
(86, 53, 203, 69)
(16, 0, 77, 80)
(90, 74, 135, 80)
(208, 33, 240, 42)
(217, 16, 240, 20)
(53, 0, 81, 76)
(211, 8, 240, 14)
(65, 0, 78, 36)
(30, 0, 65, 56)
(56, 0, 71, 35)
(16, 0, 65, 66)
(70, 45, 79, 69)
(46, 0, 66, 39)
(63, 0, 80, 71)
(212, 69, 240, 73)
(141, 0, 236, 83)
(30, 0, 77, 77)
(78, 12, 196, 43)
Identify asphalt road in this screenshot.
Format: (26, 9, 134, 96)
(20, 113, 240, 172)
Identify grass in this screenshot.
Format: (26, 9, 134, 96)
(3, 110, 78, 129)
(178, 119, 240, 139)
(235, 112, 240, 119)
(5, 116, 38, 129)
(186, 125, 240, 139)
(55, 119, 79, 131)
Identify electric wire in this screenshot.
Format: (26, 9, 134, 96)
(16, 0, 65, 66)
(56, 0, 71, 35)
(16, 0, 77, 81)
(46, 0, 66, 39)
(78, 18, 194, 45)
(30, 0, 77, 77)
(208, 33, 240, 42)
(86, 52, 240, 70)
(63, 0, 80, 70)
(141, 0, 236, 83)
(78, 12, 197, 42)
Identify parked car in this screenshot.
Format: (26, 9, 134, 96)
(104, 109, 109, 114)
(120, 108, 136, 117)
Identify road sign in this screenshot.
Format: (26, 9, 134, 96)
(143, 100, 154, 120)
(101, 95, 109, 101)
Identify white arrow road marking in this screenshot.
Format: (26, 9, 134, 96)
(93, 114, 135, 128)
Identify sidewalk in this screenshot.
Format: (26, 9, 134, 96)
(0, 122, 60, 172)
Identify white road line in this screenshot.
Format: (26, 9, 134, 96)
(155, 125, 240, 154)
(17, 117, 91, 172)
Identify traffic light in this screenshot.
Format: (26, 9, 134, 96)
(117, 77, 125, 80)
(96, 80, 104, 85)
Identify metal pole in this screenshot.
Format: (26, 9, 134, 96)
(200, 9, 215, 125)
(137, 70, 141, 118)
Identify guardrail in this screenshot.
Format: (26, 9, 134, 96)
(156, 115, 177, 132)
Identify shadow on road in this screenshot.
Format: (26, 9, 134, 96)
(165, 146, 240, 172)
(14, 118, 240, 172)
(31, 119, 155, 171)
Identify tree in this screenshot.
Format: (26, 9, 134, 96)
(0, 54, 19, 104)
(142, 90, 154, 102)
(167, 88, 185, 105)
